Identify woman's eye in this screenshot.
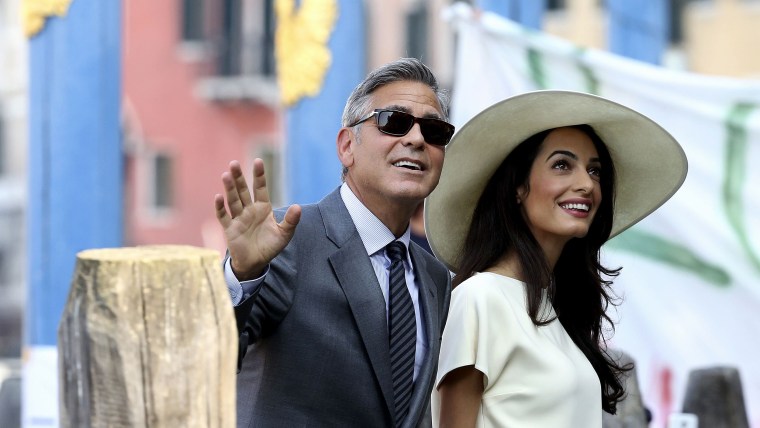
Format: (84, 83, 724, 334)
(588, 167, 601, 177)
(552, 160, 569, 170)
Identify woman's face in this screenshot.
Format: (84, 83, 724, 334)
(517, 127, 603, 253)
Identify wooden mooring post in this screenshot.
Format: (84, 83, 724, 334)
(58, 246, 237, 427)
(681, 366, 749, 428)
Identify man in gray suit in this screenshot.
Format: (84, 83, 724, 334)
(214, 58, 453, 427)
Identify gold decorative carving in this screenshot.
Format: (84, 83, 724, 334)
(275, 0, 338, 107)
(22, 0, 73, 37)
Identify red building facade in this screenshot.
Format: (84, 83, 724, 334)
(122, 0, 282, 254)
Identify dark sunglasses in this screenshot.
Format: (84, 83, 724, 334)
(348, 109, 455, 146)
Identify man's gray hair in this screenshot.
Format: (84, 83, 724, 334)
(340, 58, 449, 180)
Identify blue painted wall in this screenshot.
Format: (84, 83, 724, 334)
(27, 0, 123, 346)
(285, 0, 365, 204)
(480, 0, 546, 29)
(481, 0, 670, 65)
(608, 0, 670, 64)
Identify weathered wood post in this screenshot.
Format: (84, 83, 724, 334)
(682, 366, 749, 428)
(58, 246, 237, 427)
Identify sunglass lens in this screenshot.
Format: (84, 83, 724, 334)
(375, 110, 454, 146)
(377, 111, 414, 136)
(420, 121, 454, 146)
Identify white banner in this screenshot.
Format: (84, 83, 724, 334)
(445, 4, 760, 427)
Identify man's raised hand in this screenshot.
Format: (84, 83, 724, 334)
(214, 159, 301, 280)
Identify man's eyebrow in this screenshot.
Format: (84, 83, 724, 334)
(384, 104, 443, 120)
(385, 105, 411, 114)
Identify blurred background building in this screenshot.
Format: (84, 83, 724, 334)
(122, 0, 284, 251)
(544, 0, 760, 77)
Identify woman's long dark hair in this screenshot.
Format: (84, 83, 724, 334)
(453, 124, 631, 414)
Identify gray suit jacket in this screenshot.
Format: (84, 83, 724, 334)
(233, 188, 451, 428)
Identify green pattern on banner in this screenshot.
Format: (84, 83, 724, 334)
(527, 48, 547, 89)
(724, 103, 760, 273)
(607, 229, 731, 287)
(574, 47, 599, 95)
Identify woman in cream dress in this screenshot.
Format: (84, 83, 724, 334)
(425, 91, 688, 427)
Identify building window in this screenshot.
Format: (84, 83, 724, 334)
(151, 153, 173, 210)
(406, 5, 428, 61)
(547, 0, 567, 10)
(216, 0, 275, 77)
(181, 0, 205, 42)
(257, 146, 282, 207)
(669, 0, 699, 44)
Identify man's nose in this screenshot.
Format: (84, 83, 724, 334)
(403, 122, 426, 148)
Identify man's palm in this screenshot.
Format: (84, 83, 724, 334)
(214, 159, 301, 280)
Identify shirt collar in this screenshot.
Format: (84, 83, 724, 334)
(340, 183, 411, 257)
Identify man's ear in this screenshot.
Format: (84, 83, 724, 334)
(337, 127, 355, 169)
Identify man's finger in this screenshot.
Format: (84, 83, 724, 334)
(279, 204, 302, 235)
(230, 160, 253, 207)
(222, 171, 244, 217)
(214, 194, 232, 229)
(251, 158, 271, 204)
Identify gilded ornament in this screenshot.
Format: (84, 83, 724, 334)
(275, 0, 338, 106)
(22, 0, 73, 37)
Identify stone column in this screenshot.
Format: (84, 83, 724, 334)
(58, 246, 236, 427)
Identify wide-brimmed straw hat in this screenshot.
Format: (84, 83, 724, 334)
(425, 90, 688, 273)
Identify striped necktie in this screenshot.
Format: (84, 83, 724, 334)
(386, 241, 416, 427)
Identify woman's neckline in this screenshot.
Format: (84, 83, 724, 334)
(482, 264, 524, 282)
(476, 271, 525, 284)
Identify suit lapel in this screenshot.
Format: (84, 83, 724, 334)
(318, 189, 447, 426)
(320, 190, 395, 419)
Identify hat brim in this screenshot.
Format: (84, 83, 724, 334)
(425, 90, 688, 273)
